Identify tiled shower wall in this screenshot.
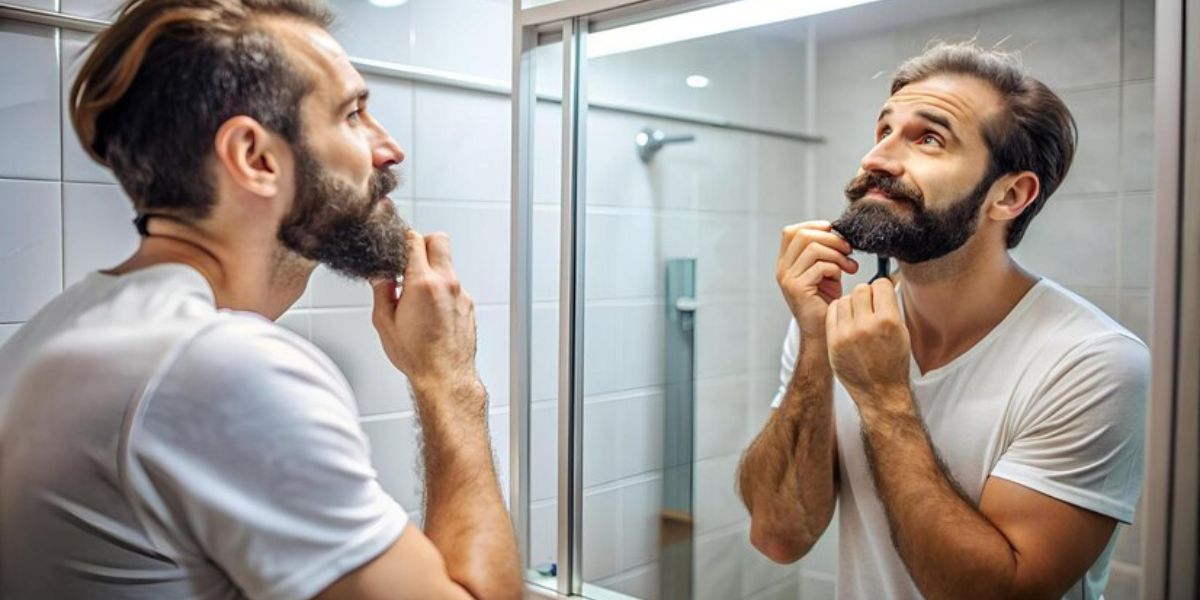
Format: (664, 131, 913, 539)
(806, 0, 1156, 598)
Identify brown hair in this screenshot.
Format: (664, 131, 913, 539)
(69, 0, 333, 219)
(891, 41, 1077, 248)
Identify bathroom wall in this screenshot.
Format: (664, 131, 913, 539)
(805, 0, 1155, 598)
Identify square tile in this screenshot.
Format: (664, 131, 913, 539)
(62, 183, 138, 286)
(1122, 0, 1155, 82)
(975, 0, 1122, 90)
(275, 310, 310, 340)
(59, 0, 124, 19)
(475, 305, 510, 408)
(412, 201, 510, 305)
(0, 323, 22, 346)
(1103, 564, 1141, 600)
(0, 179, 62, 322)
(529, 400, 558, 502)
(6, 0, 53, 10)
(693, 454, 746, 534)
(694, 527, 745, 600)
(696, 299, 752, 380)
(62, 31, 119, 184)
(531, 205, 560, 303)
(618, 391, 665, 478)
(1120, 194, 1154, 289)
(410, 0, 511, 82)
(359, 415, 422, 512)
(0, 22, 60, 181)
(585, 209, 659, 301)
(1121, 82, 1154, 193)
(325, 0, 414, 65)
(799, 573, 836, 600)
(1058, 86, 1122, 196)
(309, 308, 414, 415)
(1118, 292, 1151, 344)
(695, 376, 750, 461)
(696, 213, 751, 296)
(582, 487, 622, 580)
(619, 477, 663, 570)
(414, 86, 510, 202)
(1012, 196, 1119, 289)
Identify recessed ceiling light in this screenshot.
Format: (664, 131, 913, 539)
(686, 75, 710, 88)
(368, 0, 409, 7)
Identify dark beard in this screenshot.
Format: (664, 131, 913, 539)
(831, 169, 995, 264)
(278, 143, 410, 280)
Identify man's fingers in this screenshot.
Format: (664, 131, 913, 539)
(851, 283, 874, 317)
(404, 230, 430, 275)
(425, 232, 454, 271)
(371, 280, 398, 323)
(778, 224, 851, 270)
(872, 278, 901, 319)
(795, 260, 844, 290)
(779, 220, 833, 255)
(786, 242, 859, 279)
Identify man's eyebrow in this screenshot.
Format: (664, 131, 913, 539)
(916, 109, 957, 138)
(877, 107, 892, 122)
(336, 88, 369, 113)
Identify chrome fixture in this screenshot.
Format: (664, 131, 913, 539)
(635, 127, 696, 162)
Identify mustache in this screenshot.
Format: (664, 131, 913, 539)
(844, 171, 925, 209)
(369, 167, 400, 200)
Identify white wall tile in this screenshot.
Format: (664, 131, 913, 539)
(596, 563, 658, 599)
(582, 487, 622, 580)
(413, 201, 509, 305)
(752, 297, 792, 371)
(976, 0, 1122, 90)
(757, 137, 810, 217)
(6, 0, 52, 10)
(619, 477, 663, 570)
(275, 310, 310, 340)
(1118, 292, 1151, 344)
(618, 391, 665, 478)
(1122, 0, 1155, 82)
(697, 213, 751, 296)
(583, 303, 665, 395)
(1012, 196, 1119, 289)
(0, 180, 61, 323)
(695, 128, 757, 213)
(410, 0, 511, 82)
(360, 415, 422, 512)
(1058, 86, 1122, 196)
(530, 401, 557, 502)
(62, 183, 138, 286)
(0, 323, 22, 346)
(799, 573, 836, 600)
(694, 527, 745, 600)
(800, 514, 838, 575)
(693, 454, 746, 533)
(695, 376, 751, 462)
(583, 399, 622, 487)
(1121, 81, 1154, 193)
(531, 304, 559, 402)
(1104, 564, 1140, 600)
(1120, 194, 1153, 290)
(585, 210, 659, 301)
(59, 0, 123, 19)
(308, 200, 414, 309)
(533, 102, 563, 206)
(741, 527, 800, 597)
(475, 305, 510, 407)
(531, 206, 560, 303)
(529, 500, 557, 568)
(696, 299, 752, 380)
(413, 86, 510, 202)
(61, 31, 118, 185)
(584, 111, 669, 210)
(325, 0, 414, 65)
(0, 23, 60, 181)
(309, 308, 414, 415)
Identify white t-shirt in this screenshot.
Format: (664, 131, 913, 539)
(770, 278, 1148, 600)
(0, 264, 408, 600)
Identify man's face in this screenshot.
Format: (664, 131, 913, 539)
(270, 21, 411, 280)
(832, 74, 1003, 264)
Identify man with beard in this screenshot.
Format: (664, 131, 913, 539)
(0, 1, 519, 599)
(737, 43, 1147, 600)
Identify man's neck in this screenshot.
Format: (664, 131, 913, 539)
(107, 217, 312, 321)
(896, 239, 1038, 375)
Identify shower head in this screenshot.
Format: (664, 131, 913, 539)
(635, 127, 696, 163)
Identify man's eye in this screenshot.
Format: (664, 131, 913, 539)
(348, 109, 363, 123)
(877, 127, 891, 140)
(920, 134, 943, 147)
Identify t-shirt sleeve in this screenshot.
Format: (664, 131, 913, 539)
(989, 332, 1148, 524)
(128, 319, 408, 600)
(770, 318, 801, 408)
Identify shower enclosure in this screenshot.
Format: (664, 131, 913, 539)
(510, 1, 1197, 599)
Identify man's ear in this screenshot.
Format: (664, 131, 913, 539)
(213, 116, 283, 198)
(987, 171, 1041, 224)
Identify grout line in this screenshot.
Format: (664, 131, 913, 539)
(56, 24, 66, 292)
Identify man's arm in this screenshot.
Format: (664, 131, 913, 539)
(827, 281, 1118, 599)
(319, 230, 521, 600)
(738, 220, 858, 563)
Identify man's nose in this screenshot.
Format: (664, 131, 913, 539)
(860, 137, 904, 178)
(372, 127, 406, 169)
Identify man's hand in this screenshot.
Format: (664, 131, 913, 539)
(372, 230, 482, 401)
(777, 221, 859, 340)
(826, 279, 911, 408)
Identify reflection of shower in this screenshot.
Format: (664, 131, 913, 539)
(635, 127, 696, 162)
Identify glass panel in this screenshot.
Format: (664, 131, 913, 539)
(526, 38, 565, 592)
(567, 0, 1155, 598)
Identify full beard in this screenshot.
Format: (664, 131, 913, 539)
(278, 143, 411, 281)
(831, 169, 995, 264)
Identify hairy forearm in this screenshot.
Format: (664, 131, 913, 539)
(414, 380, 522, 600)
(738, 340, 837, 562)
(858, 391, 1025, 600)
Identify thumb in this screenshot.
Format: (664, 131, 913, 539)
(371, 280, 398, 320)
